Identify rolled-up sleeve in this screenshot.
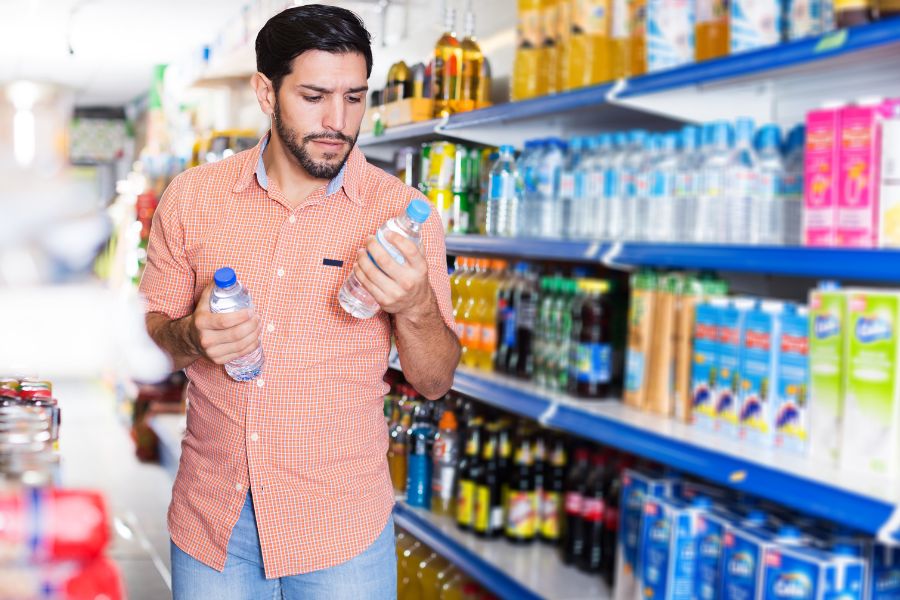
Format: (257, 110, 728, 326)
(139, 174, 195, 320)
(419, 206, 457, 335)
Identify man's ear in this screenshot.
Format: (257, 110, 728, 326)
(251, 72, 276, 118)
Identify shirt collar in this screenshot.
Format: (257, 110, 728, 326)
(233, 132, 363, 206)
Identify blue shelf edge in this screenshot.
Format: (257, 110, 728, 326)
(444, 236, 900, 282)
(392, 502, 543, 600)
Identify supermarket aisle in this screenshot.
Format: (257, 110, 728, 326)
(57, 380, 174, 600)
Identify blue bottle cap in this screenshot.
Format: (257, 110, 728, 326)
(499, 144, 515, 154)
(745, 510, 767, 527)
(832, 544, 859, 558)
(630, 130, 647, 144)
(692, 495, 712, 510)
(406, 199, 431, 223)
(596, 133, 612, 148)
(735, 117, 756, 142)
(681, 125, 699, 149)
(613, 132, 630, 147)
(757, 124, 782, 150)
(778, 525, 802, 541)
(214, 267, 237, 288)
(662, 132, 679, 151)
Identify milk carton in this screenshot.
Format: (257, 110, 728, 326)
(639, 495, 709, 600)
(721, 518, 772, 600)
(808, 285, 847, 465)
(695, 510, 731, 600)
(646, 0, 695, 73)
(717, 300, 754, 438)
(804, 104, 842, 247)
(739, 301, 784, 448)
(761, 530, 866, 600)
(775, 305, 811, 455)
(869, 543, 900, 600)
(878, 101, 900, 248)
(730, 0, 783, 53)
(693, 301, 724, 431)
(615, 470, 672, 600)
(841, 289, 900, 477)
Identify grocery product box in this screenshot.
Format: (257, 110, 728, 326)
(646, 0, 695, 73)
(808, 286, 847, 465)
(869, 543, 900, 600)
(692, 301, 724, 431)
(647, 274, 680, 417)
(841, 289, 900, 477)
(878, 104, 900, 247)
(804, 105, 841, 246)
(730, 0, 782, 53)
(774, 305, 810, 455)
(716, 300, 754, 438)
(739, 302, 783, 448)
(695, 510, 731, 600)
(639, 495, 708, 600)
(381, 97, 436, 128)
(721, 521, 773, 600)
(761, 541, 866, 599)
(626, 271, 658, 410)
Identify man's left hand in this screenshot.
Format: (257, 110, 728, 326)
(353, 231, 434, 319)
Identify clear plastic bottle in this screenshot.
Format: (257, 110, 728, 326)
(725, 117, 758, 245)
(694, 121, 732, 243)
(634, 135, 663, 241)
(589, 134, 613, 240)
(560, 136, 587, 239)
(781, 125, 805, 246)
(519, 140, 546, 238)
(647, 133, 680, 242)
(339, 199, 431, 319)
(606, 132, 632, 240)
(209, 267, 265, 381)
(537, 138, 567, 238)
(754, 124, 785, 245)
(624, 131, 650, 241)
(673, 125, 701, 243)
(487, 145, 519, 237)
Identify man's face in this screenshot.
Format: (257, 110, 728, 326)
(271, 50, 368, 180)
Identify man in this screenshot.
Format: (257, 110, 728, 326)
(139, 5, 460, 598)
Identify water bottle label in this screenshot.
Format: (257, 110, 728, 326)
(560, 173, 576, 198)
(574, 172, 588, 199)
(590, 171, 605, 197)
(502, 308, 518, 347)
(490, 172, 505, 200)
(576, 343, 612, 384)
(375, 227, 406, 265)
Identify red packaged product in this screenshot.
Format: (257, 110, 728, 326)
(0, 557, 124, 600)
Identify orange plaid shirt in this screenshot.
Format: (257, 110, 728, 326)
(139, 134, 455, 577)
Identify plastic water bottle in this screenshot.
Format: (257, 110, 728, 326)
(537, 138, 567, 238)
(635, 135, 663, 241)
(487, 145, 519, 237)
(673, 125, 701, 242)
(622, 131, 648, 241)
(695, 121, 732, 243)
(754, 124, 785, 245)
(338, 199, 431, 319)
(606, 132, 631, 240)
(561, 137, 588, 239)
(588, 134, 612, 240)
(726, 118, 758, 245)
(782, 125, 805, 245)
(209, 267, 265, 381)
(519, 140, 545, 237)
(647, 133, 679, 242)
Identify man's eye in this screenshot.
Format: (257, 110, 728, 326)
(347, 96, 362, 104)
(304, 96, 323, 103)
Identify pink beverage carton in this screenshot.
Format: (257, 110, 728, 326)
(836, 98, 900, 248)
(804, 103, 843, 247)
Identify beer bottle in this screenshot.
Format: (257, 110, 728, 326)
(539, 437, 567, 544)
(505, 434, 537, 544)
(456, 417, 483, 531)
(497, 421, 513, 512)
(561, 447, 591, 564)
(473, 424, 503, 538)
(579, 451, 611, 573)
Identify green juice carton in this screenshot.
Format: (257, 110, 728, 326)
(808, 284, 846, 465)
(841, 289, 900, 477)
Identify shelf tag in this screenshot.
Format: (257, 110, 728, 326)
(537, 400, 560, 426)
(814, 30, 848, 53)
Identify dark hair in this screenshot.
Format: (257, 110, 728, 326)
(255, 4, 373, 92)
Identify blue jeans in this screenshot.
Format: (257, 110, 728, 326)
(171, 493, 397, 600)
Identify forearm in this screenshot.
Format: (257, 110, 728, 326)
(394, 296, 460, 400)
(146, 312, 202, 372)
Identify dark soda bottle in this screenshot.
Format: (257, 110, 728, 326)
(602, 455, 632, 587)
(539, 437, 566, 545)
(561, 447, 591, 564)
(456, 417, 483, 531)
(571, 279, 613, 398)
(511, 269, 538, 380)
(473, 424, 503, 538)
(579, 452, 611, 573)
(505, 434, 537, 544)
(497, 421, 513, 512)
(495, 265, 519, 373)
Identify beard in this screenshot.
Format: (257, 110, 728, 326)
(272, 100, 357, 180)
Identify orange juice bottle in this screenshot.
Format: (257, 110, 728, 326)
(542, 0, 560, 95)
(452, 258, 472, 361)
(695, 0, 729, 61)
(630, 0, 647, 76)
(513, 0, 547, 100)
(461, 259, 488, 367)
(476, 260, 507, 371)
(556, 0, 573, 91)
(610, 0, 631, 78)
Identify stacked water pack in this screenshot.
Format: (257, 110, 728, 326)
(615, 468, 876, 600)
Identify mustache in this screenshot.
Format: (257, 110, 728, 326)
(302, 132, 355, 145)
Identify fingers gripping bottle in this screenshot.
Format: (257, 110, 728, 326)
(210, 267, 265, 381)
(339, 199, 432, 319)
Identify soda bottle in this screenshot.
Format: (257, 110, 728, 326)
(477, 260, 506, 371)
(601, 455, 631, 586)
(432, 410, 460, 516)
(532, 432, 548, 504)
(560, 447, 591, 564)
(497, 421, 514, 513)
(339, 199, 432, 319)
(579, 452, 610, 573)
(473, 424, 504, 538)
(487, 145, 520, 237)
(533, 277, 552, 386)
(495, 263, 521, 374)
(461, 259, 488, 368)
(406, 404, 435, 509)
(539, 437, 567, 544)
(511, 268, 539, 380)
(209, 267, 264, 381)
(456, 417, 483, 531)
(570, 279, 613, 398)
(505, 434, 538, 544)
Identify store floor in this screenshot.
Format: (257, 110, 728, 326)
(58, 380, 174, 600)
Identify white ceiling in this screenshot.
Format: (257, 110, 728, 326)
(0, 0, 248, 106)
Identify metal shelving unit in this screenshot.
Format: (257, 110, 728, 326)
(393, 502, 610, 600)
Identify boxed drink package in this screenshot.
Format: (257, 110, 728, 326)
(647, 274, 681, 417)
(774, 305, 811, 454)
(721, 519, 774, 600)
(692, 301, 725, 431)
(739, 302, 784, 448)
(626, 271, 659, 410)
(804, 104, 842, 247)
(878, 102, 900, 248)
(646, 0, 695, 72)
(730, 0, 782, 53)
(695, 510, 731, 600)
(716, 300, 754, 438)
(869, 543, 900, 600)
(808, 285, 847, 465)
(639, 495, 709, 600)
(761, 535, 866, 600)
(841, 289, 900, 477)
(615, 469, 672, 600)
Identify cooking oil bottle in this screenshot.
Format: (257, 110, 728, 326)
(695, 0, 729, 61)
(556, 0, 573, 91)
(512, 0, 546, 100)
(434, 6, 462, 118)
(457, 1, 483, 113)
(541, 0, 560, 95)
(452, 257, 472, 361)
(610, 0, 631, 79)
(630, 0, 647, 76)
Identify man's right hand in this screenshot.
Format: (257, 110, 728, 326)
(190, 283, 262, 366)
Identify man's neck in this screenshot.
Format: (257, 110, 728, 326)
(263, 133, 329, 208)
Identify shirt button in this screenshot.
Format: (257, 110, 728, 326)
(250, 432, 260, 442)
(277, 268, 285, 277)
(266, 323, 275, 333)
(256, 379, 265, 388)
(235, 483, 243, 492)
(288, 215, 297, 224)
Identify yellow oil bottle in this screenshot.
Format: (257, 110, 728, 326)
(457, 3, 483, 113)
(512, 0, 547, 100)
(434, 7, 462, 118)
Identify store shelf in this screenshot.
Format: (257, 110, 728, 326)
(147, 414, 185, 479)
(393, 502, 609, 600)
(389, 360, 900, 538)
(444, 235, 900, 282)
(358, 119, 443, 147)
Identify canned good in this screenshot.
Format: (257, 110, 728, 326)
(426, 141, 457, 191)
